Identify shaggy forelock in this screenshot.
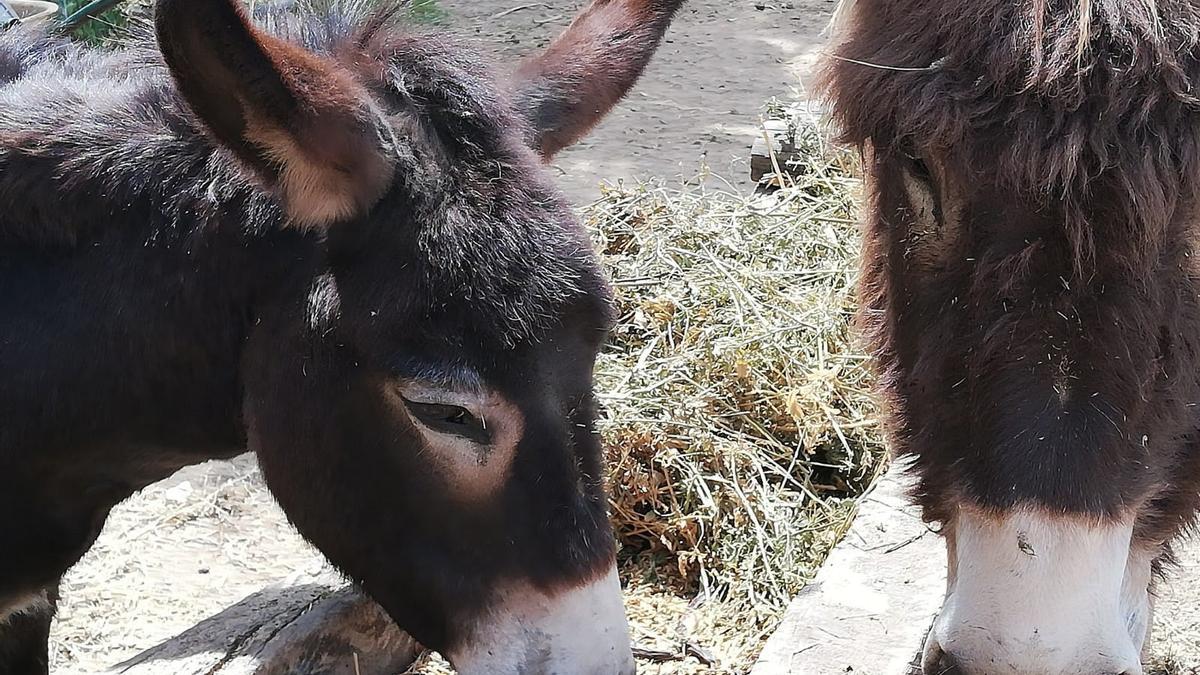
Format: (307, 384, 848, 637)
(821, 0, 1200, 275)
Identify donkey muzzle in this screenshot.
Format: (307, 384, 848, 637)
(922, 508, 1151, 675)
(449, 564, 636, 675)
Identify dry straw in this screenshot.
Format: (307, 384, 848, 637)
(586, 112, 886, 671)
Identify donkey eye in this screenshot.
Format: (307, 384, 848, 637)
(904, 151, 933, 181)
(405, 400, 471, 426)
(401, 398, 491, 444)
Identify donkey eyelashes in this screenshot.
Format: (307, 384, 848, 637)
(902, 150, 933, 182)
(401, 396, 493, 445)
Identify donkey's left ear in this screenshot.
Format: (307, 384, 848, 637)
(510, 0, 686, 160)
(156, 0, 394, 228)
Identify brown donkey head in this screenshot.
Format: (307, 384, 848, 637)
(823, 1, 1200, 673)
(154, 0, 683, 672)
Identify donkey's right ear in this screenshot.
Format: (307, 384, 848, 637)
(155, 0, 394, 229)
(510, 0, 686, 160)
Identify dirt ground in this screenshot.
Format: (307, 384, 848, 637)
(1150, 543, 1200, 674)
(451, 0, 839, 203)
(46, 1, 1200, 673)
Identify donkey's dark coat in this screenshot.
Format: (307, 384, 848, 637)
(823, 0, 1200, 670)
(0, 1, 684, 671)
(824, 0, 1200, 544)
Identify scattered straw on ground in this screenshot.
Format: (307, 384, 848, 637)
(50, 456, 331, 672)
(1151, 656, 1200, 675)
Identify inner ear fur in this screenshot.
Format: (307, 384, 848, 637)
(510, 0, 686, 159)
(156, 0, 395, 228)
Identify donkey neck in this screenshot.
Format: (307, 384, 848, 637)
(0, 211, 321, 468)
(0, 60, 328, 492)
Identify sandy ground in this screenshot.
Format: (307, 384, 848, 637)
(48, 456, 331, 672)
(449, 0, 839, 204)
(45, 1, 1200, 673)
(1151, 543, 1200, 674)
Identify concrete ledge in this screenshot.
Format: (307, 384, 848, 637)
(752, 467, 944, 675)
(753, 466, 1200, 674)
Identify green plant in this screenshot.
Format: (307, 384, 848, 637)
(60, 0, 130, 44)
(60, 0, 447, 46)
(407, 0, 445, 24)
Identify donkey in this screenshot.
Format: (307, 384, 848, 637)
(822, 1, 1200, 673)
(0, 0, 685, 672)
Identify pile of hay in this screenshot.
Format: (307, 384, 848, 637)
(585, 114, 885, 671)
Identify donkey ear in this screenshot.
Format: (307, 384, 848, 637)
(510, 0, 686, 159)
(155, 0, 394, 228)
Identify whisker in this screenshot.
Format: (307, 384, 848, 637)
(823, 52, 944, 72)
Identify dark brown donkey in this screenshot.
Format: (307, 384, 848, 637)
(823, 1, 1200, 673)
(0, 0, 684, 672)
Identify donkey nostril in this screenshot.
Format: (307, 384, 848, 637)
(924, 649, 967, 675)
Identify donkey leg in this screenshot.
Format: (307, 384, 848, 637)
(0, 585, 57, 675)
(0, 470, 118, 675)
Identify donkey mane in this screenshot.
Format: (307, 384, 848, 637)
(822, 0, 1200, 273)
(0, 1, 603, 346)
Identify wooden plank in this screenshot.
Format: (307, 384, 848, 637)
(750, 119, 795, 183)
(106, 584, 419, 675)
(751, 466, 944, 675)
